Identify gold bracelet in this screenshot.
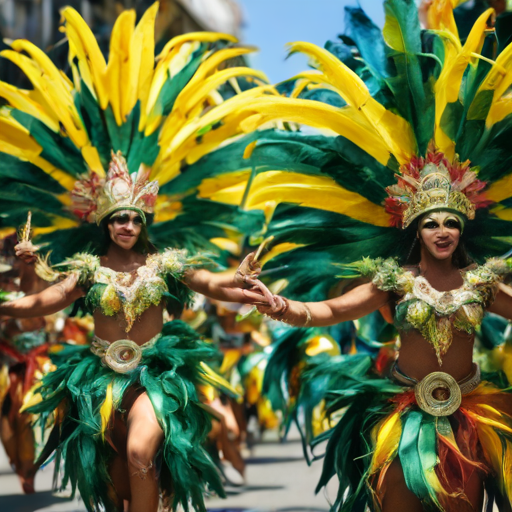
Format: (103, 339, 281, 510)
(303, 303, 312, 327)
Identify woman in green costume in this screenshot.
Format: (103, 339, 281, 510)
(0, 152, 271, 512)
(251, 151, 512, 512)
(0, 3, 275, 511)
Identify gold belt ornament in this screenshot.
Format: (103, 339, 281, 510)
(91, 334, 160, 374)
(392, 363, 481, 417)
(414, 372, 461, 416)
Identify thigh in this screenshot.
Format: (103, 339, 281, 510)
(381, 457, 484, 512)
(381, 458, 424, 512)
(126, 392, 164, 463)
(463, 468, 484, 512)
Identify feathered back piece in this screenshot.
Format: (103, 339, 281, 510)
(190, 0, 512, 299)
(0, 2, 270, 260)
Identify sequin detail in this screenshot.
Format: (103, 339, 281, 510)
(351, 257, 512, 365)
(92, 249, 187, 331)
(43, 249, 191, 332)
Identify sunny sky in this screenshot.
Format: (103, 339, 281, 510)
(238, 0, 386, 83)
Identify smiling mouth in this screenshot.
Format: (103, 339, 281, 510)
(117, 234, 134, 240)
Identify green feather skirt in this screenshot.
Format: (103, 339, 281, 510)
(304, 354, 512, 512)
(27, 320, 225, 512)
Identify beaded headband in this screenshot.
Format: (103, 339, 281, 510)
(71, 151, 159, 225)
(384, 143, 491, 229)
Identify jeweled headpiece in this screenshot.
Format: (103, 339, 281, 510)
(385, 143, 490, 229)
(71, 151, 159, 225)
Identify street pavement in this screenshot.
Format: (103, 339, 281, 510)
(0, 427, 335, 512)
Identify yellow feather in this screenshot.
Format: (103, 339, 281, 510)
(106, 10, 136, 126)
(427, 0, 467, 38)
(220, 349, 242, 375)
(0, 82, 59, 131)
(199, 362, 239, 396)
(198, 170, 390, 227)
(486, 96, 512, 127)
(174, 67, 269, 117)
(259, 242, 306, 266)
(434, 10, 491, 156)
(62, 7, 108, 108)
(0, 113, 76, 189)
(153, 195, 183, 222)
(100, 382, 114, 439)
(469, 38, 512, 125)
(236, 98, 392, 166)
(286, 42, 417, 163)
(184, 47, 256, 92)
(210, 237, 241, 255)
(32, 218, 80, 236)
(81, 146, 105, 177)
(151, 87, 274, 182)
(157, 32, 237, 62)
(370, 412, 402, 473)
(144, 41, 203, 134)
(121, 2, 158, 126)
(0, 115, 43, 156)
(0, 228, 15, 238)
(474, 420, 506, 490)
(3, 42, 89, 148)
(243, 140, 258, 159)
(304, 335, 340, 357)
(486, 173, 512, 203)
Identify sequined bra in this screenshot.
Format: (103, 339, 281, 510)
(348, 258, 512, 364)
(37, 249, 209, 332)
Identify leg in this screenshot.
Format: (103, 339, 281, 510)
(381, 458, 485, 512)
(126, 392, 163, 512)
(456, 468, 484, 512)
(14, 411, 38, 493)
(381, 458, 424, 512)
(208, 399, 245, 476)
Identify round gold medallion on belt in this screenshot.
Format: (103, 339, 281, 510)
(414, 371, 461, 416)
(104, 339, 142, 373)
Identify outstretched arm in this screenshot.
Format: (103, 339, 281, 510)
(184, 252, 276, 306)
(184, 268, 269, 304)
(0, 274, 84, 318)
(487, 284, 512, 321)
(257, 282, 391, 327)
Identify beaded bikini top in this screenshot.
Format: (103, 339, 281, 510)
(37, 249, 208, 332)
(350, 258, 512, 365)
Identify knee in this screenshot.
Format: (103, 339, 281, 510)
(126, 440, 158, 469)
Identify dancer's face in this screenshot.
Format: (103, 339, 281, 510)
(418, 211, 461, 261)
(108, 210, 143, 250)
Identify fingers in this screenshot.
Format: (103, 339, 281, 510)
(242, 289, 267, 303)
(14, 241, 39, 262)
(256, 304, 273, 314)
(245, 278, 275, 308)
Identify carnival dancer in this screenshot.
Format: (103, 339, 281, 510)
(0, 3, 276, 511)
(200, 0, 512, 510)
(0, 224, 64, 494)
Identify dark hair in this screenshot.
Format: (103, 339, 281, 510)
(98, 212, 158, 255)
(404, 214, 473, 268)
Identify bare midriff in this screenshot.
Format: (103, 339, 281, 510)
(93, 304, 165, 346)
(397, 329, 475, 382)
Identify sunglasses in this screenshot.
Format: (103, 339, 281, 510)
(109, 213, 144, 226)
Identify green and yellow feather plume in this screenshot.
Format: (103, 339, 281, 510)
(0, 2, 271, 260)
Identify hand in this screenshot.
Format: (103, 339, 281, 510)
(235, 252, 276, 307)
(234, 252, 261, 286)
(255, 294, 287, 317)
(15, 241, 39, 264)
